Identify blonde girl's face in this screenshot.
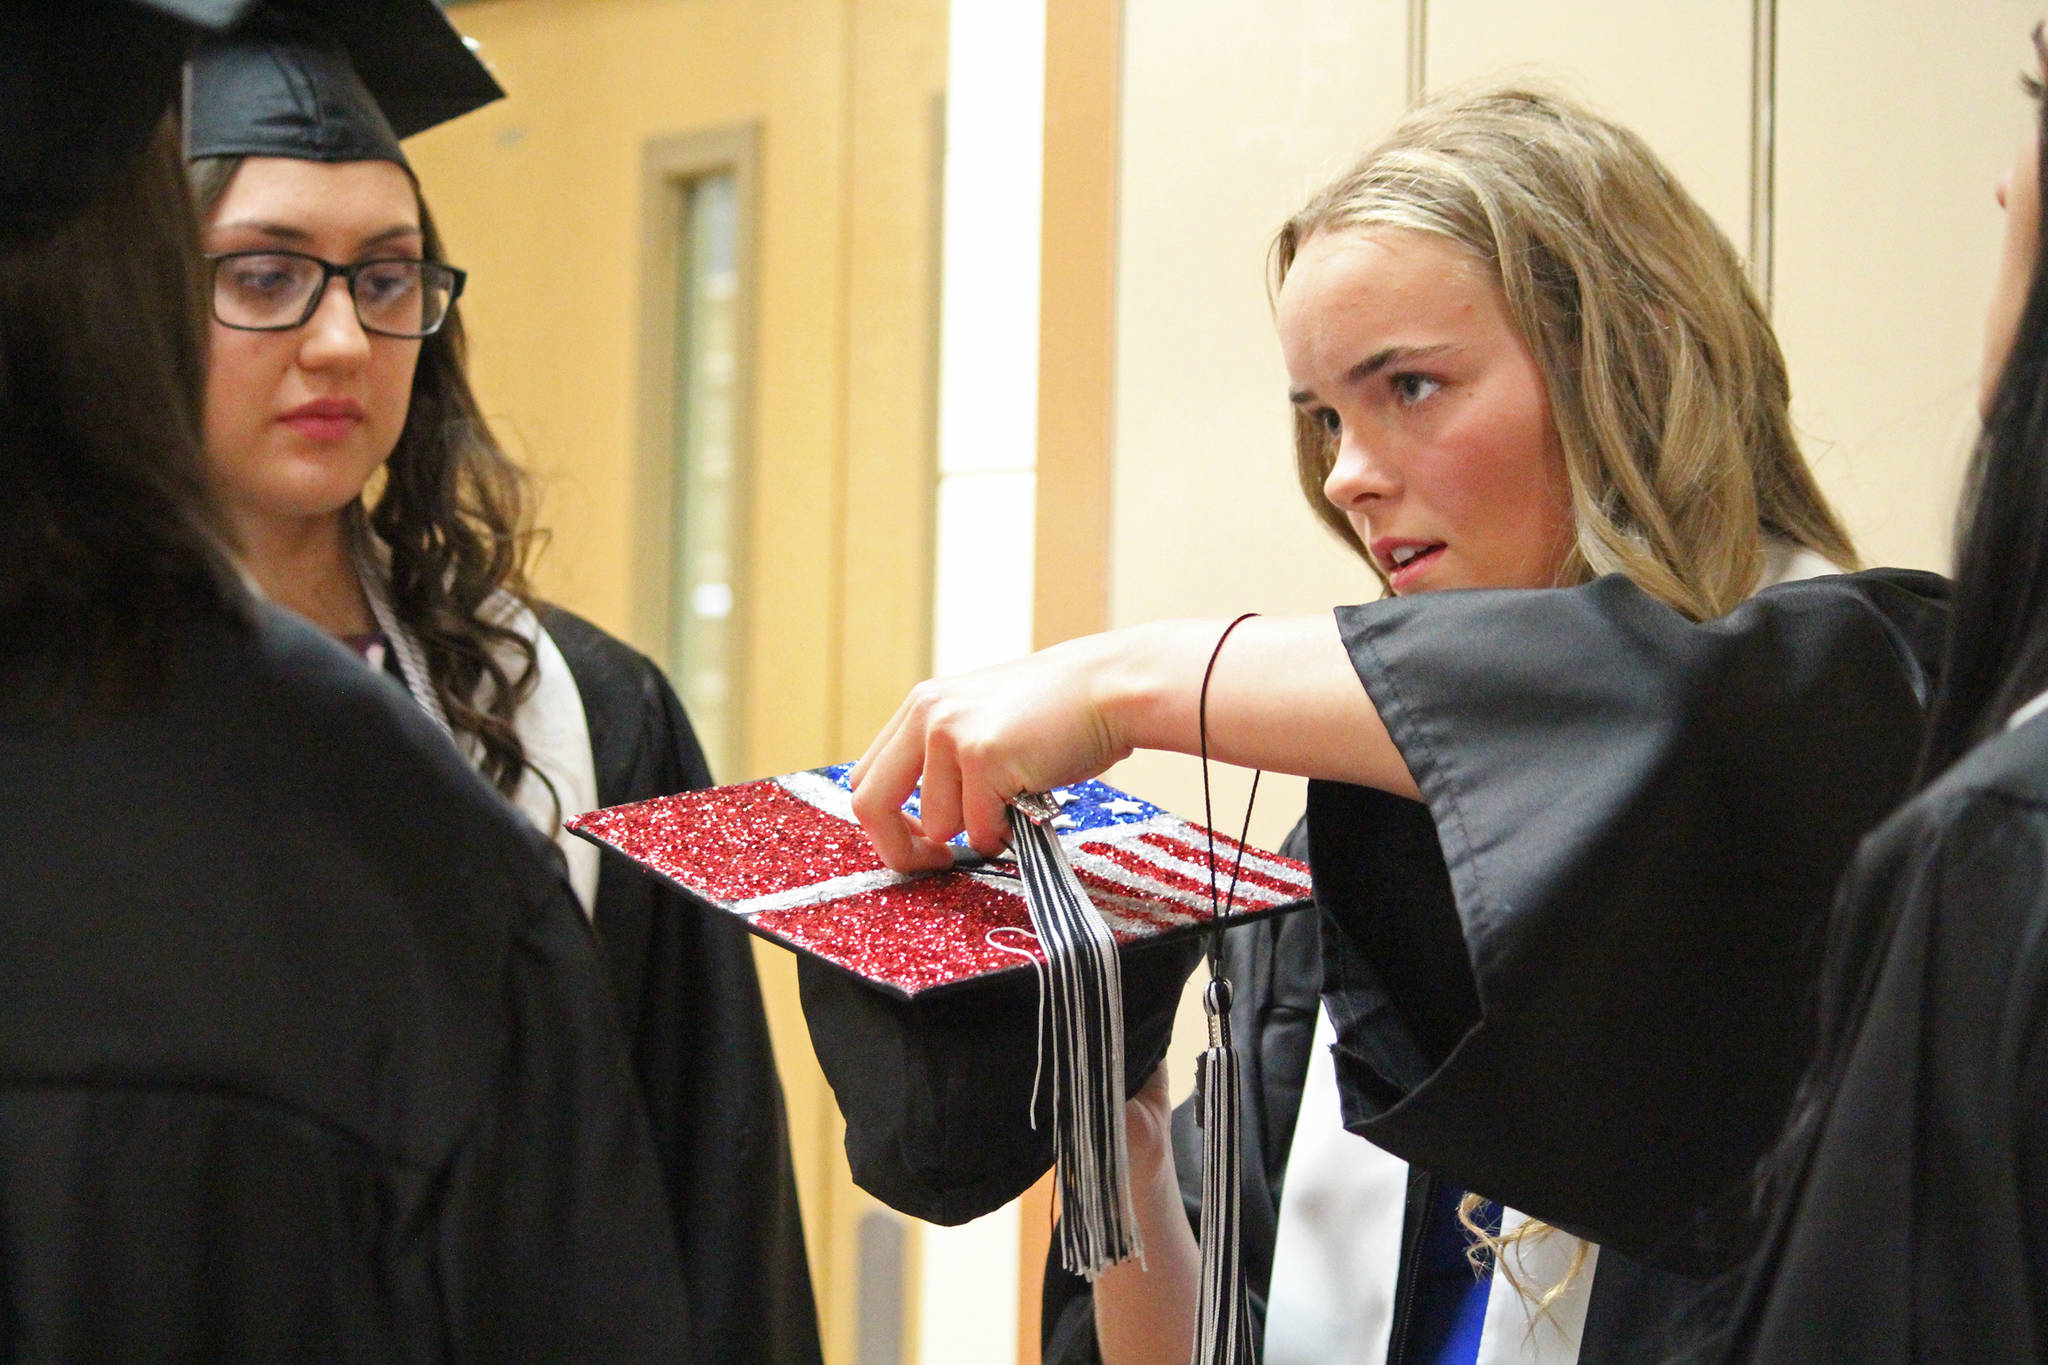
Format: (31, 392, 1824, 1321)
(1277, 227, 1575, 595)
(201, 156, 424, 539)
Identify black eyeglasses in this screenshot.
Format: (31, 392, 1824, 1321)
(206, 250, 467, 339)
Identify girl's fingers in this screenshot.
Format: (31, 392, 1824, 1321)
(956, 746, 1019, 857)
(912, 737, 967, 848)
(849, 721, 936, 872)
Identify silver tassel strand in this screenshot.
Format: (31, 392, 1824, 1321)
(1008, 797, 1143, 1279)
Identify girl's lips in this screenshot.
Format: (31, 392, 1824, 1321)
(281, 414, 361, 442)
(278, 401, 362, 443)
(1386, 543, 1445, 592)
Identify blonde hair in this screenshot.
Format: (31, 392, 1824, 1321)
(1271, 82, 1857, 620)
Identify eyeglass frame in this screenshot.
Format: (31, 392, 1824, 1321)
(204, 249, 468, 339)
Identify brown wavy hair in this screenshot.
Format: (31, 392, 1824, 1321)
(1271, 82, 1858, 622)
(4, 119, 242, 707)
(189, 156, 541, 797)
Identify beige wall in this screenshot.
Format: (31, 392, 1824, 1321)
(1775, 2, 2038, 572)
(1098, 0, 1410, 858)
(1099, 0, 2038, 852)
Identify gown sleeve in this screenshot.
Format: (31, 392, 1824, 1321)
(540, 606, 822, 1365)
(1309, 568, 1950, 1273)
(0, 606, 691, 1361)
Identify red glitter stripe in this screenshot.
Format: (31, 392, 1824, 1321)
(1136, 831, 1311, 899)
(573, 780, 882, 901)
(752, 875, 1039, 994)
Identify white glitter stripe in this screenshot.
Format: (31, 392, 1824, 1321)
(776, 769, 858, 822)
(727, 866, 913, 916)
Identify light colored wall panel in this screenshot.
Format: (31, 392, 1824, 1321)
(1774, 1, 2038, 573)
(1105, 0, 1410, 858)
(1425, 0, 1755, 256)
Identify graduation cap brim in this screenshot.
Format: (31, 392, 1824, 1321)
(568, 765, 1315, 1002)
(0, 0, 263, 242)
(186, 0, 504, 165)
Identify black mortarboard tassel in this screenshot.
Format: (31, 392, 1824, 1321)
(0, 0, 259, 242)
(185, 0, 504, 168)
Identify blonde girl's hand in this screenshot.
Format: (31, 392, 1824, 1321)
(847, 633, 1137, 873)
(847, 614, 1410, 873)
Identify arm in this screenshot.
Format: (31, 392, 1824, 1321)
(1092, 1066, 1201, 1365)
(850, 615, 1415, 870)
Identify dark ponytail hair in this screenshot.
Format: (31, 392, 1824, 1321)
(1919, 49, 2048, 781)
(189, 157, 543, 798)
(1, 117, 241, 706)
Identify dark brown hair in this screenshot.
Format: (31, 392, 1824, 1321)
(190, 156, 542, 797)
(2, 118, 241, 703)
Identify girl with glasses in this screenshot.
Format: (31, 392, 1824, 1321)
(0, 1, 685, 1354)
(182, 9, 823, 1362)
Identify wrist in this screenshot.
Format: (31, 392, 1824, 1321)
(1089, 619, 1211, 759)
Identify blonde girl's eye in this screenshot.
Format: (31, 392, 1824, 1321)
(1392, 373, 1443, 406)
(1315, 407, 1342, 437)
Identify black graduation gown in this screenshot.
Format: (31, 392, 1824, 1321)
(1313, 568, 1952, 1275)
(0, 603, 688, 1362)
(1040, 825, 1737, 1365)
(1719, 713, 2048, 1363)
(541, 608, 823, 1365)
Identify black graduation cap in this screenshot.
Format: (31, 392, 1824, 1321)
(185, 0, 505, 168)
(0, 0, 261, 241)
(574, 762, 1305, 1305)
(567, 764, 1316, 1001)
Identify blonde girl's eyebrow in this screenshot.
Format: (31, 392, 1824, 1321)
(1290, 343, 1458, 405)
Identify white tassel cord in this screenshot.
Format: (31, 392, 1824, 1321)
(1192, 976, 1257, 1365)
(1008, 800, 1143, 1279)
(354, 544, 455, 743)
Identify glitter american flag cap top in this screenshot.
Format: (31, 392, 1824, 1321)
(566, 763, 1315, 1001)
